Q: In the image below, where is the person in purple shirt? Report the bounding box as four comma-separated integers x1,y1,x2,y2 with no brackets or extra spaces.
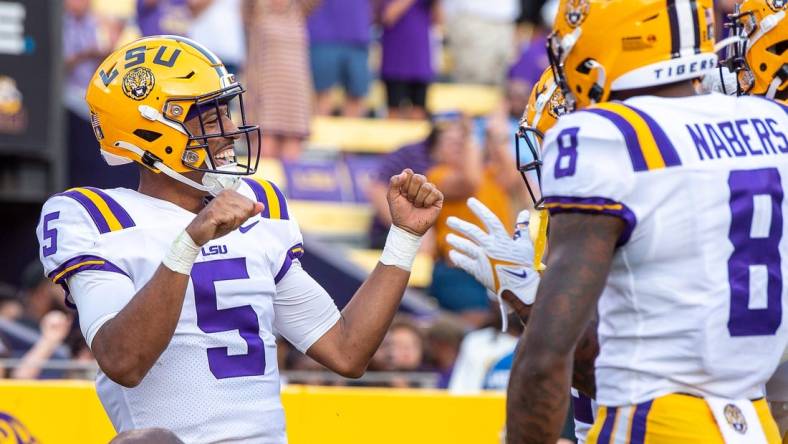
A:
308,0,372,117
136,0,190,37
378,0,437,119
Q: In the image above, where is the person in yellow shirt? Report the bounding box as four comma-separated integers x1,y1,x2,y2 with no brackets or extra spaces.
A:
427,116,517,327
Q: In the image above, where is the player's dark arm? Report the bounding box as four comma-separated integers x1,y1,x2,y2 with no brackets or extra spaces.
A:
307,170,443,378
506,213,622,444
502,288,600,396
91,191,262,387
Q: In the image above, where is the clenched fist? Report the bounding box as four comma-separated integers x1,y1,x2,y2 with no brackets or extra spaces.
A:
388,169,444,236
186,190,263,246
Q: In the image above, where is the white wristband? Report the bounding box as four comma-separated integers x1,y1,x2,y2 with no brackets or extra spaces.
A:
380,225,422,271
162,230,201,275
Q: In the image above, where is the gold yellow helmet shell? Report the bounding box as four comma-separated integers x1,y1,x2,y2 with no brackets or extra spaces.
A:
735,0,787,100
85,35,259,184
549,0,718,110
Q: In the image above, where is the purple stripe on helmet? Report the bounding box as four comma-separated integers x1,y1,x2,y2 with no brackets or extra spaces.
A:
47,254,129,284
544,195,637,247
583,109,648,172
628,399,653,444
597,406,618,444
84,187,136,229
242,178,271,219
58,190,111,233
572,391,595,425
268,180,290,220
622,104,682,167
274,243,306,284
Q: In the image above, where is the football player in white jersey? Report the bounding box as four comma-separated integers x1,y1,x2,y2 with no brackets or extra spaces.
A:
36,36,444,443
504,0,788,443
720,0,788,438
446,67,599,444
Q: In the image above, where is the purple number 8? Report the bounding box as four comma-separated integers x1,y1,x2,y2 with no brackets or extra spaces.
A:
42,212,59,257
727,168,783,336
554,127,580,179
191,258,266,379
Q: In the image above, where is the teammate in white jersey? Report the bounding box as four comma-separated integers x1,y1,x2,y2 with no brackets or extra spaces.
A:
36,36,444,443
505,1,787,443
721,0,788,438
446,68,598,443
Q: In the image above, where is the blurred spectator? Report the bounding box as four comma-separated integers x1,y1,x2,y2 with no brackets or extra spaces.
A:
136,0,191,36
0,283,22,321
244,0,320,160
64,322,94,379
11,311,72,379
366,134,435,249
375,317,426,387
17,261,65,331
426,117,514,327
443,0,520,86
308,0,372,117
424,315,465,388
378,0,437,119
507,1,554,89
187,0,246,75
448,304,521,393
65,0,136,188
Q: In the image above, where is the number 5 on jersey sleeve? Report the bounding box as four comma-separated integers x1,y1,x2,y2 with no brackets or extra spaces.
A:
727,168,783,337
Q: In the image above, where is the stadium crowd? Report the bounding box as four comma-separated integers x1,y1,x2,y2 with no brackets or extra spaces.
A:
0,1,745,442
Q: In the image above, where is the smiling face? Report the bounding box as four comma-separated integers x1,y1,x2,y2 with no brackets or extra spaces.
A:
183,103,240,169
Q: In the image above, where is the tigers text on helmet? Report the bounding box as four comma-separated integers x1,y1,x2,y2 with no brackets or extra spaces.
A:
723,0,787,101
85,35,261,195
548,0,718,111
515,67,568,209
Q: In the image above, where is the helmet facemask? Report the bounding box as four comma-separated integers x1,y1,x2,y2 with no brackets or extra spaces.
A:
515,123,545,209
166,83,261,195
547,31,579,113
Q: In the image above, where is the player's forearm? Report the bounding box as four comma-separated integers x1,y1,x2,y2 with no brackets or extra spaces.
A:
334,263,411,376
92,265,189,387
506,341,572,444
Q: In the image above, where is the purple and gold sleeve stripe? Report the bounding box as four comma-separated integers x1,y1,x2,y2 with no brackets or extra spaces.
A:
57,187,135,234
544,196,637,246
47,255,129,284
584,102,681,172
274,243,305,284
242,178,290,220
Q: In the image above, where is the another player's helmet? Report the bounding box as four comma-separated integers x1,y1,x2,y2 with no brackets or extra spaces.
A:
548,0,717,111
515,68,568,209
86,36,260,194
723,0,787,100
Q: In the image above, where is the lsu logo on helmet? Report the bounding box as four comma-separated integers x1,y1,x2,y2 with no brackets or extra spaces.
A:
122,66,156,101
768,0,786,11
565,0,590,28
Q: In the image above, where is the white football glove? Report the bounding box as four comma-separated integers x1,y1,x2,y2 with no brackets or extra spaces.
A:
446,198,541,331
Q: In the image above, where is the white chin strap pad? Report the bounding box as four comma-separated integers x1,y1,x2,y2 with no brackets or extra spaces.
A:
113,140,236,195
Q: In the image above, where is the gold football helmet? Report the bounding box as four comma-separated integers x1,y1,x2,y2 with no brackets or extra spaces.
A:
725,0,787,101
548,0,717,111
85,36,260,194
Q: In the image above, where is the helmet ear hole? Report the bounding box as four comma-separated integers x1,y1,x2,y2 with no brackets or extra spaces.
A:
760,63,768,72
133,129,162,142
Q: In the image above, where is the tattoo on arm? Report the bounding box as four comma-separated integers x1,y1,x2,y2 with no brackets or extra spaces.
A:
506,213,623,444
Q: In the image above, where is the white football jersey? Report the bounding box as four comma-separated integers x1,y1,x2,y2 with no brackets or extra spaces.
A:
36,178,340,443
542,93,788,407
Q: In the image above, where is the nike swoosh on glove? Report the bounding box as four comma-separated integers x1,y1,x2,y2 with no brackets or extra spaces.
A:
446,198,541,328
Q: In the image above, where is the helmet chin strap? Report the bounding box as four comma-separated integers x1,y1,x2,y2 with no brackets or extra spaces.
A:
113,141,239,196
